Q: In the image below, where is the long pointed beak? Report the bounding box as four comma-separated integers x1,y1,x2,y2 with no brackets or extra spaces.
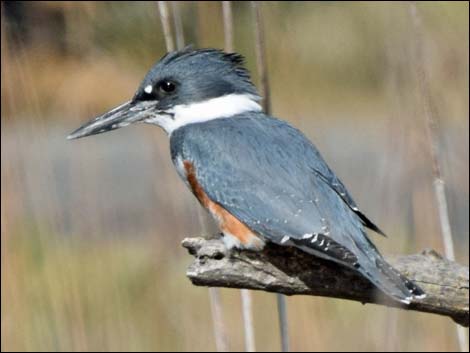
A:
67,100,157,140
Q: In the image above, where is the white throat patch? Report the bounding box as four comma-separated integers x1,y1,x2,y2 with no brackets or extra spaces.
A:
145,93,262,135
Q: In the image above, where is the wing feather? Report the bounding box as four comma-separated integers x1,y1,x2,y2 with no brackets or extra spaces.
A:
172,115,372,252
170,114,421,303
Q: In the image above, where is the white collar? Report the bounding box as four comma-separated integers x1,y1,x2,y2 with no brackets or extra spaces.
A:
145,93,262,135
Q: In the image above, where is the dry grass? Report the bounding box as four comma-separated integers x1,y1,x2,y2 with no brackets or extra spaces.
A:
2,2,468,351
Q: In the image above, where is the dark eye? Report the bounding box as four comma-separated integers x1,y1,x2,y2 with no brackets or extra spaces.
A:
157,80,176,94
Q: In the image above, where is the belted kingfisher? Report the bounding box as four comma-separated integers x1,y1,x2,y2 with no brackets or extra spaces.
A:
68,48,425,304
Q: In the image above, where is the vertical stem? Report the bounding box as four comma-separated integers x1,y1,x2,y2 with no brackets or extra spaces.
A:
157,3,229,351
157,1,175,52
251,1,271,114
251,2,289,352
433,180,455,259
222,1,234,52
171,1,185,50
197,209,229,352
222,2,256,351
208,286,230,352
276,294,289,352
240,289,256,352
408,2,467,351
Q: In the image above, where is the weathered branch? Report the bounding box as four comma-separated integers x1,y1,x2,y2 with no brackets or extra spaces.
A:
182,236,469,327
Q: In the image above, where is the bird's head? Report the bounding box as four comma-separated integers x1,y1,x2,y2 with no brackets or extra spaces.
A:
67,48,261,139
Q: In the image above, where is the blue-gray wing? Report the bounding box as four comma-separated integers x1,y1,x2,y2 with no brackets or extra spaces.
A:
170,114,423,302
171,114,376,256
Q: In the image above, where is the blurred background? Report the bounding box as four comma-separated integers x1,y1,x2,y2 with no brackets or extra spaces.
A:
1,1,468,351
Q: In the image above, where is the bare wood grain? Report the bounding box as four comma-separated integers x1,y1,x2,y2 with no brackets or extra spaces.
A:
182,237,469,327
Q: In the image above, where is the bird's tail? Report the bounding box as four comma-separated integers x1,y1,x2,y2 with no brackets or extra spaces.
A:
361,256,425,304
290,232,425,304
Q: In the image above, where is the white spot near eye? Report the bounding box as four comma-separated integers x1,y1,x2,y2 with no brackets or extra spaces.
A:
144,85,153,94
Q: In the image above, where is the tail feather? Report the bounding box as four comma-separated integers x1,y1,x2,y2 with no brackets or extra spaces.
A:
353,231,425,303
289,234,425,304
362,257,425,304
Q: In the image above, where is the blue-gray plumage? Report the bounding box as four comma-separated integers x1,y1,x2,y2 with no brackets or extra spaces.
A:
170,114,422,302
68,47,425,304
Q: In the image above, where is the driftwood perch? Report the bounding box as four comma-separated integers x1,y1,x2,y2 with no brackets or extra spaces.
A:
182,236,469,327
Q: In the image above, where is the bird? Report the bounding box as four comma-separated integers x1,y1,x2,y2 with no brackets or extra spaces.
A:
68,47,425,304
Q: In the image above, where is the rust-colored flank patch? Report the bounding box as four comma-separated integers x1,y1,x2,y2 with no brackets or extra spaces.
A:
183,160,260,246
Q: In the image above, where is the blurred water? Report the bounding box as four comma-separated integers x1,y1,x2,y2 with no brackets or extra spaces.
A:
3,118,468,257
